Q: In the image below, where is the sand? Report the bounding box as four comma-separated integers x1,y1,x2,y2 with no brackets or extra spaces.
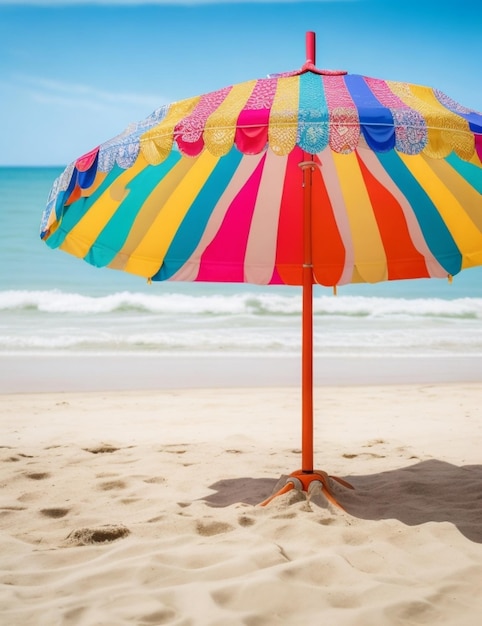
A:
1,357,482,625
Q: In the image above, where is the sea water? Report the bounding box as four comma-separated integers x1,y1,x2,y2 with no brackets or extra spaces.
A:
1,167,482,359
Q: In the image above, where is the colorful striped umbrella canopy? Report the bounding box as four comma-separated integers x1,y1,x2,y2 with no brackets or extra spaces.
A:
40,32,482,507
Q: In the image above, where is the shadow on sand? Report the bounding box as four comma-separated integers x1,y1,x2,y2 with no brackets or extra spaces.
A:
203,459,482,543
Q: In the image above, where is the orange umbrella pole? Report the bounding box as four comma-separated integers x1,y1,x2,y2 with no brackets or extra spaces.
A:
300,157,315,473
301,262,314,472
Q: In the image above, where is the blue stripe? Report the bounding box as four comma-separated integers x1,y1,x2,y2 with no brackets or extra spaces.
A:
77,154,99,189
377,150,462,275
345,74,396,152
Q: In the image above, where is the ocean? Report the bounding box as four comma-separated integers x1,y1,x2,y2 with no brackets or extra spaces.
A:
1,166,482,360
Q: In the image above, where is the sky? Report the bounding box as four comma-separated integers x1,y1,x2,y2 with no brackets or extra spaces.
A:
1,0,481,167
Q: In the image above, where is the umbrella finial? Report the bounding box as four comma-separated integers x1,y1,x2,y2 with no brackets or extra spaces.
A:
306,31,316,65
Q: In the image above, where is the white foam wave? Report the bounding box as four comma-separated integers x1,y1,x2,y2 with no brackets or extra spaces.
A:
1,289,481,320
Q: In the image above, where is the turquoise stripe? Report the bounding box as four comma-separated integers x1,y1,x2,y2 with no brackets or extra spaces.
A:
377,151,462,275
297,72,329,154
45,164,126,250
84,152,182,268
152,148,244,281
446,153,482,194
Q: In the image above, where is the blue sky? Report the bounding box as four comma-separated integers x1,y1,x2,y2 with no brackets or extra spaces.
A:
1,0,480,166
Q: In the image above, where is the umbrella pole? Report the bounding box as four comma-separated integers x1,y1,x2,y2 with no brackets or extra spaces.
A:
300,31,316,472
259,156,355,508
301,159,315,474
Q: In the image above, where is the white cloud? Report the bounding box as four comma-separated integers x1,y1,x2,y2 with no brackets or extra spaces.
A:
12,75,168,113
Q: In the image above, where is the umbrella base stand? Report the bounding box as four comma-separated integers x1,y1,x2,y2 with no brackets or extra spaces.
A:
259,469,354,509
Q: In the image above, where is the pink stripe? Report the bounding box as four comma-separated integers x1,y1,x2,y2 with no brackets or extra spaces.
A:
75,147,99,171
175,86,232,156
322,75,360,153
235,78,277,154
476,134,482,163
170,154,265,282
196,154,267,282
364,77,409,109
269,267,284,284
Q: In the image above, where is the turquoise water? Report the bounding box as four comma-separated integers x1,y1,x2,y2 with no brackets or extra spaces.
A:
1,166,482,357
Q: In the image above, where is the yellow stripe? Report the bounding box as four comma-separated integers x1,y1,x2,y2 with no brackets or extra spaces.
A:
388,81,474,160
399,153,482,268
204,80,257,156
140,96,200,165
424,157,482,232
332,151,387,282
108,156,200,272
60,156,147,259
123,150,219,277
469,150,482,168
268,76,299,156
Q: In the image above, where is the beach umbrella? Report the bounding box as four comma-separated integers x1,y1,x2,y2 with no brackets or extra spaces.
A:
40,32,482,508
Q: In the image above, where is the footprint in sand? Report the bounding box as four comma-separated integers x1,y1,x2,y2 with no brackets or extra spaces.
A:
196,520,234,536
143,476,166,484
238,514,256,527
83,444,120,454
98,479,127,491
161,444,187,454
2,452,34,462
65,524,130,546
0,505,27,518
342,452,386,459
25,472,50,480
40,507,70,519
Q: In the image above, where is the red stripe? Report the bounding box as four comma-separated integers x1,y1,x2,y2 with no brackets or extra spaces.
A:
275,148,304,285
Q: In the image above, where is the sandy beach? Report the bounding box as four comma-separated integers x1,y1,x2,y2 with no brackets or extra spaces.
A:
1,355,482,625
